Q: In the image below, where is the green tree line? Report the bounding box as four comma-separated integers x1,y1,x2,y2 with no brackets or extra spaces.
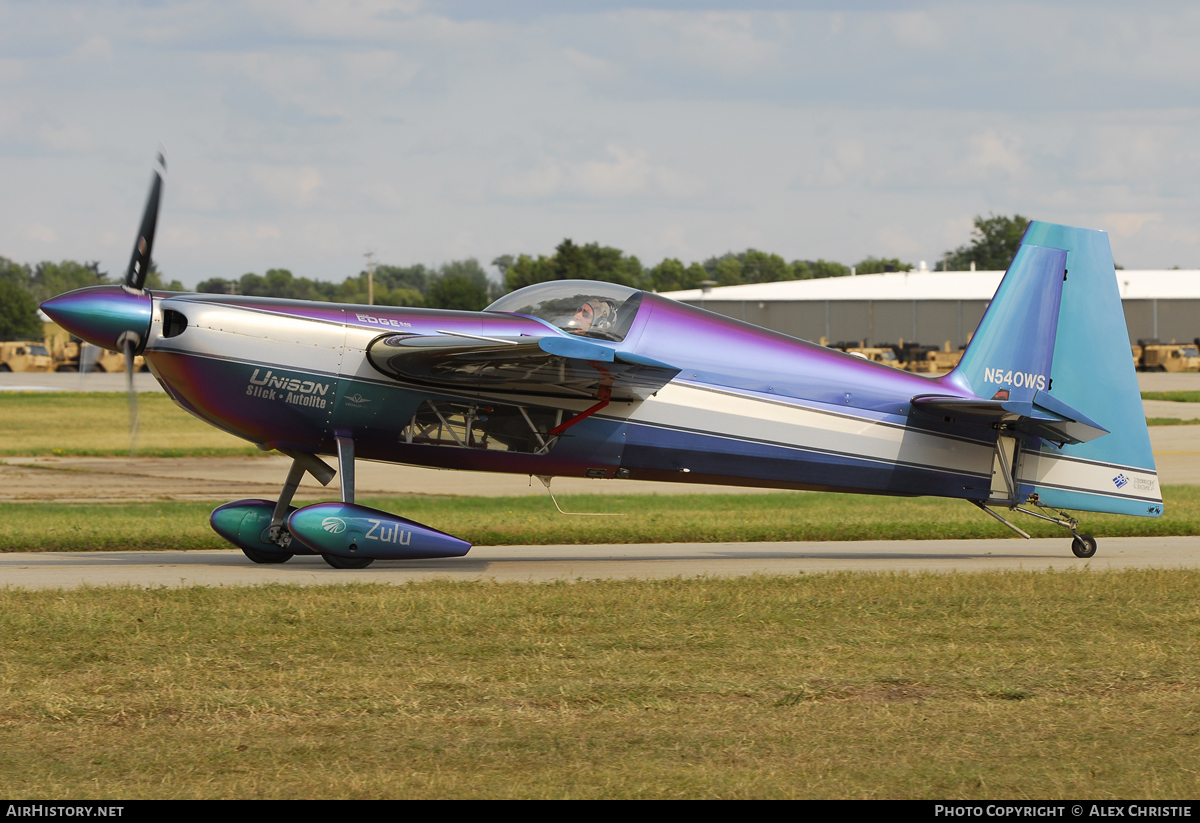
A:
497,239,913,294
195,258,494,312
1,214,1032,341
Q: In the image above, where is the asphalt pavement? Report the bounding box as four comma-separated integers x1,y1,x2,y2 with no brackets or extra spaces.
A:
2,536,1197,588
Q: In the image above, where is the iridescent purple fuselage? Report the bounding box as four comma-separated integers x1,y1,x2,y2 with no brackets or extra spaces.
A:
141,289,996,501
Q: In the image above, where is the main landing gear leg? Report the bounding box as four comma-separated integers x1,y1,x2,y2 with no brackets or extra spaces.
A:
265,458,306,552
336,435,355,505
240,450,337,565
236,458,304,565
323,436,374,570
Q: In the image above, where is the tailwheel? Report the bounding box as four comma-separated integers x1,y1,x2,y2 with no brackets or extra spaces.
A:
322,553,374,569
241,546,294,564
1071,534,1097,559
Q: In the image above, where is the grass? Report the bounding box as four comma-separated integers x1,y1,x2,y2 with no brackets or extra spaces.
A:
0,392,259,456
0,570,1197,798
2,486,1198,552
1143,391,1200,403
1147,417,1200,426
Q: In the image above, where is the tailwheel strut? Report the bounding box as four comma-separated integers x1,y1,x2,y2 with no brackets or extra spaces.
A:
1014,495,1096,558
972,496,1096,558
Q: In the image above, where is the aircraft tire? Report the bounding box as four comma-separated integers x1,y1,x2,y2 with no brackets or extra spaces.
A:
241,546,294,564
1071,535,1097,558
322,554,375,569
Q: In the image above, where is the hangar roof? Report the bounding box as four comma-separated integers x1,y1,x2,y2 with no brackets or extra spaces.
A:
661,270,1200,302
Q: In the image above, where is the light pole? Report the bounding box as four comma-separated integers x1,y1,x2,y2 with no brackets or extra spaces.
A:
364,251,376,305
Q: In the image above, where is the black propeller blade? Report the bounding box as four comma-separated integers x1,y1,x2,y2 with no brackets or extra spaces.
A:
120,150,165,453
124,151,166,292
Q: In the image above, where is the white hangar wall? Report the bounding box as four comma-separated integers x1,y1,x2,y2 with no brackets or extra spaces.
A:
662,271,1200,349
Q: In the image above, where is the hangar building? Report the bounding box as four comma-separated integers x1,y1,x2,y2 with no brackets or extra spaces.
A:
661,269,1200,349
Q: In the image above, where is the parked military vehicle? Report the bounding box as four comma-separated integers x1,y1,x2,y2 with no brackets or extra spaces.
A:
1135,339,1200,372
907,341,966,374
834,341,905,369
0,341,53,372
44,322,145,372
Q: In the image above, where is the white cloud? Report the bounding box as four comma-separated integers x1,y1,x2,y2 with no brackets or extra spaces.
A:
942,217,977,247
0,59,25,81
26,224,57,243
493,144,702,202
6,2,1200,284
248,165,323,205
955,130,1026,180
562,47,616,79
39,123,95,152
614,10,783,79
876,226,921,256
247,0,423,39
657,225,691,259
74,36,113,61
1105,212,1161,238
358,182,406,211
161,226,201,250
889,12,943,51
802,137,869,189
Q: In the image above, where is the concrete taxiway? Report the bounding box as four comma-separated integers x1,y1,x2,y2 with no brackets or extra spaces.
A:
1,537,1197,589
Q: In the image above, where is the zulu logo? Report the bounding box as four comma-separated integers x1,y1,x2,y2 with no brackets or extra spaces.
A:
1113,473,1129,489
356,313,411,329
983,367,1047,391
366,518,412,545
322,517,347,534
247,369,330,409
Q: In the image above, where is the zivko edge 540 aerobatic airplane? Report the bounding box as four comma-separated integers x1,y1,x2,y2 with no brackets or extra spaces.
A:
42,157,1162,568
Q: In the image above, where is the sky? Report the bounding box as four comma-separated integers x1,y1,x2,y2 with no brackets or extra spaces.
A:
3,1,1200,289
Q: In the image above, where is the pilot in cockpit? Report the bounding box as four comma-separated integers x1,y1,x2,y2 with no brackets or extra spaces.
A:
568,298,616,335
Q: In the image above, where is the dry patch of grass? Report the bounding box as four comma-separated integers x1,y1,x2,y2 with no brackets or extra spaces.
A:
0,393,257,456
0,570,1197,798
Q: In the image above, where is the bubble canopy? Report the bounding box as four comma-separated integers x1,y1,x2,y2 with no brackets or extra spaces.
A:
485,280,644,342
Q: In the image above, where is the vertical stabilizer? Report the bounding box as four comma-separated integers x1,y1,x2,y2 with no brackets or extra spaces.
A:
947,221,1161,517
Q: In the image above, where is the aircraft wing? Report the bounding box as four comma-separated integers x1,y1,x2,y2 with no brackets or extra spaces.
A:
911,391,1110,445
366,332,680,401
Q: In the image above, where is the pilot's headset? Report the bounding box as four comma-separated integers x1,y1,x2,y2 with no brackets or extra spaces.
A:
588,299,616,331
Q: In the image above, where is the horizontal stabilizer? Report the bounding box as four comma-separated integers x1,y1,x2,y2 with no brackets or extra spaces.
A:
912,391,1110,445
367,333,680,401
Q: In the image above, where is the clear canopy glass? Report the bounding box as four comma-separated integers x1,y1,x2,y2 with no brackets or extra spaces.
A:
485,280,644,342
